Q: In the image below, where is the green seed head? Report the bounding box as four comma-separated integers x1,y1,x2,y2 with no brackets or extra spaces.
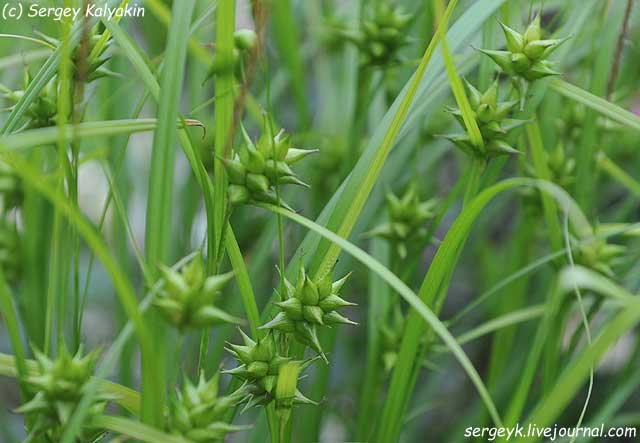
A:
225,330,315,407
444,79,525,160
169,372,249,442
223,116,315,209
153,254,241,331
573,227,626,278
3,71,60,128
479,16,568,85
369,184,437,258
347,4,412,67
260,264,355,359
16,344,111,442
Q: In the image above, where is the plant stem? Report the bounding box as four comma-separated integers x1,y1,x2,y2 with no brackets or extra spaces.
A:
201,0,236,380
463,157,486,206
211,0,236,269
142,0,196,426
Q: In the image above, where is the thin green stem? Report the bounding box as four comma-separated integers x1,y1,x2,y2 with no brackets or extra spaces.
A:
464,157,486,205
142,0,196,425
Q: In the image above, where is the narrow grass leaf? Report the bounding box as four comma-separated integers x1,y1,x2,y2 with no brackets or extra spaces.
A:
142,0,196,426
550,79,640,132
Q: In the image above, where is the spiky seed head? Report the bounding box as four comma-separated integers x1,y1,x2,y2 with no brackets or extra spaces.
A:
225,116,314,209
261,266,354,358
370,185,438,258
154,254,239,331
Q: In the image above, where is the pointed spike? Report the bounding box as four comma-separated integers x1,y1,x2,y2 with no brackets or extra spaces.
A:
302,305,325,325
482,79,499,109
331,272,351,294
362,223,396,240
487,139,522,157
203,271,234,297
475,48,515,75
498,20,524,53
524,38,566,60
275,297,303,321
323,311,358,326
297,322,326,362
238,328,256,347
285,148,318,165
462,78,482,109
523,61,562,81
222,365,250,378
192,305,244,327
259,312,295,332
278,174,310,188
524,15,542,43
293,389,317,405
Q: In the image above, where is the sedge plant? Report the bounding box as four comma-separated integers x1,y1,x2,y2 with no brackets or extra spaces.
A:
0,1,639,442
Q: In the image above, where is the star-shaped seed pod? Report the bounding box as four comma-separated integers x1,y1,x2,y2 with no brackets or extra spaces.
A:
259,264,355,361
168,372,250,443
342,3,412,67
368,183,437,259
205,29,258,82
1,70,58,129
478,15,568,100
479,16,567,81
573,227,626,278
0,215,21,284
16,344,111,442
443,79,526,159
153,254,242,331
224,330,315,408
222,115,316,208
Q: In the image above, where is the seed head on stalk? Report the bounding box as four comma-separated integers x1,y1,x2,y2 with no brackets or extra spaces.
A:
168,372,250,442
222,114,316,209
573,226,626,278
259,264,356,361
368,183,438,259
224,330,316,408
443,79,527,160
1,71,59,129
16,344,112,442
477,16,569,104
341,3,413,68
153,253,242,331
